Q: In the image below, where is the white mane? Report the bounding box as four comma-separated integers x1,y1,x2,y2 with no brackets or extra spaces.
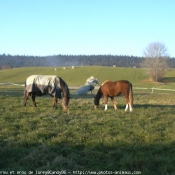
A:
85,76,100,86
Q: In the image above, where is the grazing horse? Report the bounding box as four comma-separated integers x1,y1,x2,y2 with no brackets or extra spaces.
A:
94,80,133,112
24,75,70,110
75,76,100,95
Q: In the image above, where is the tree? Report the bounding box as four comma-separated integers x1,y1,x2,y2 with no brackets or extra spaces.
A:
141,42,169,82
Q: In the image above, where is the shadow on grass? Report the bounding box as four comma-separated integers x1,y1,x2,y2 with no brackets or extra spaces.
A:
134,104,175,109
0,140,175,175
162,77,175,83
0,89,95,99
71,94,95,99
0,89,24,97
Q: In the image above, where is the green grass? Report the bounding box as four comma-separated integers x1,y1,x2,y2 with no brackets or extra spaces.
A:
0,89,175,174
0,66,148,86
0,67,175,174
1,66,175,89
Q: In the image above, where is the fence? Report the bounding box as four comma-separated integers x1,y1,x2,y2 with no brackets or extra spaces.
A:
0,82,25,87
0,82,175,94
134,87,175,93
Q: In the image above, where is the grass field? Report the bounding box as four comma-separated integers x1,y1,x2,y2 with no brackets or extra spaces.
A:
0,66,148,86
1,66,175,88
0,67,175,175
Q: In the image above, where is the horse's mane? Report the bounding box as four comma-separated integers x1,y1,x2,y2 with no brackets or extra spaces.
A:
94,86,103,105
85,76,99,86
86,76,95,83
97,86,103,96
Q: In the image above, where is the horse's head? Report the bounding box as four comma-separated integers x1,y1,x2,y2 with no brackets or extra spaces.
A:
94,95,99,109
62,96,70,110
94,79,100,85
86,79,100,87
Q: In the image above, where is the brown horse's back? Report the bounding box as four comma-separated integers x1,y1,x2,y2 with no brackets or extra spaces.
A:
101,80,131,97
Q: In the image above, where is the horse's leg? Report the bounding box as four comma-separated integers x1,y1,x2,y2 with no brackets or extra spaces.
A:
90,85,95,94
129,103,133,112
124,93,133,112
24,90,29,106
124,93,130,112
129,92,133,112
111,97,117,110
104,96,108,110
129,83,133,112
53,96,58,109
31,94,37,107
125,103,129,111
91,89,95,94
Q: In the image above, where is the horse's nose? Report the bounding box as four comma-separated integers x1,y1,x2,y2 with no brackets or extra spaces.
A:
94,105,98,109
63,107,68,110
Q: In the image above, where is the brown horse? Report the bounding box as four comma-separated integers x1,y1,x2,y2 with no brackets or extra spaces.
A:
94,80,133,111
24,75,70,110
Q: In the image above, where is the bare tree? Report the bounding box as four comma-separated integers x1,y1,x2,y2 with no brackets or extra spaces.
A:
141,42,169,82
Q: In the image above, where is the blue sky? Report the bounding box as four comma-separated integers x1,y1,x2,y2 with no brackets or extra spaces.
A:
0,0,175,57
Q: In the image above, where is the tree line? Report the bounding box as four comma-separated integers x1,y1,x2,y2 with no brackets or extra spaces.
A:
0,53,175,69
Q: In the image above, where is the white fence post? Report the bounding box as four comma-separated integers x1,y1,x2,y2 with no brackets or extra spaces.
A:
151,87,154,94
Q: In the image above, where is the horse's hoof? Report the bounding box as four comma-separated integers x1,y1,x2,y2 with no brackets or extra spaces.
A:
53,105,57,109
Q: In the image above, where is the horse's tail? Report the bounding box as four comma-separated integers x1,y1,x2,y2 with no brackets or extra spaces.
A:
23,82,27,106
23,82,26,95
129,82,133,108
